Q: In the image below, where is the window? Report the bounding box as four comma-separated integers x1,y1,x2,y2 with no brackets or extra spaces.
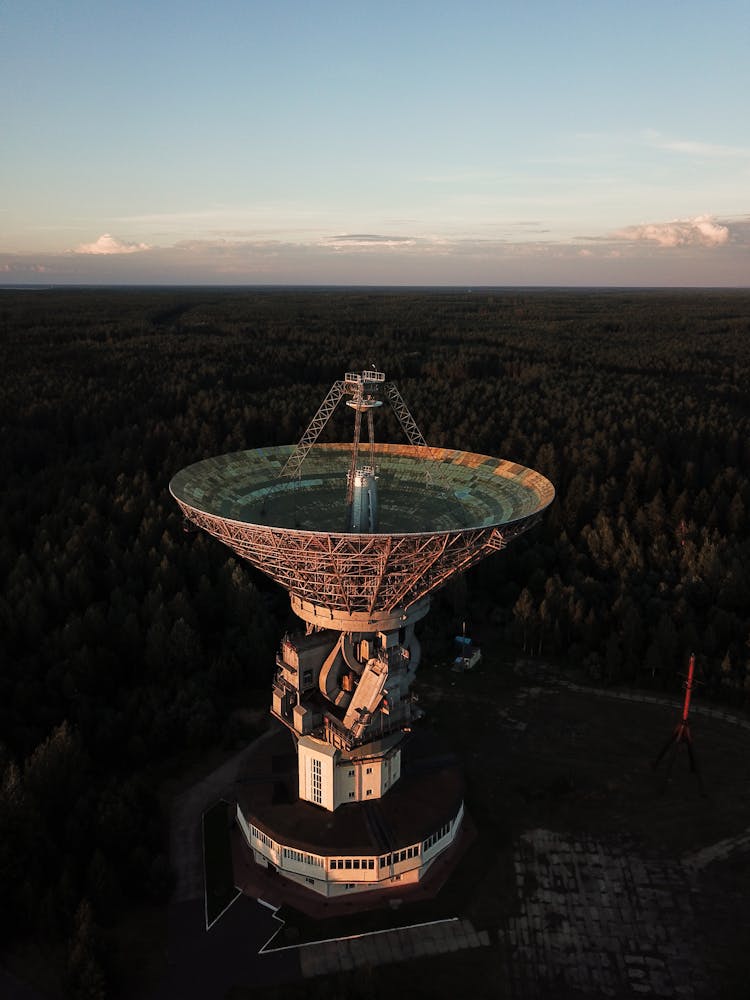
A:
366,789,372,796
348,791,355,798
283,848,323,867
345,860,352,870
353,859,360,869
311,758,322,805
366,767,372,774
423,823,451,851
367,859,374,870
306,877,315,885
348,769,355,777
251,826,275,851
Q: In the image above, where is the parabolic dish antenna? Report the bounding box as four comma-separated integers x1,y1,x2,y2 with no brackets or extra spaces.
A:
170,441,554,627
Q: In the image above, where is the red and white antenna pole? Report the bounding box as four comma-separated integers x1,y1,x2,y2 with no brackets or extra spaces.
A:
652,652,705,794
681,652,696,725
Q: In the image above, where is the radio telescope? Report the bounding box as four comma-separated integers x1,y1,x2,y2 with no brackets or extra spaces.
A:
170,370,553,901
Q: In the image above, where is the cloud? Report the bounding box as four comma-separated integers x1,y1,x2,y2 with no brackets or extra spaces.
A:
325,234,417,250
648,134,750,159
3,214,748,287
612,215,730,248
74,233,151,255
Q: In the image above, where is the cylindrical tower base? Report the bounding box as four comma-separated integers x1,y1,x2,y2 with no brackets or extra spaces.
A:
290,593,431,633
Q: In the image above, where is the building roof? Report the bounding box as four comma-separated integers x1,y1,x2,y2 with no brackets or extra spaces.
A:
235,725,464,856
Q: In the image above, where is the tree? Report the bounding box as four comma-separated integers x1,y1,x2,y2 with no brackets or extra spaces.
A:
64,900,109,1000
513,588,536,655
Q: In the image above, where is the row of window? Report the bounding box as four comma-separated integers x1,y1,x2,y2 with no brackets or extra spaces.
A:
283,847,323,867
380,845,419,867
423,821,452,852
250,821,453,873
327,845,422,873
347,766,374,776
250,825,277,851
340,876,402,891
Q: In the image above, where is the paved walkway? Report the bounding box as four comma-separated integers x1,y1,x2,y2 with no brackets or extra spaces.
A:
500,828,709,998
682,826,750,872
170,729,274,902
277,918,491,977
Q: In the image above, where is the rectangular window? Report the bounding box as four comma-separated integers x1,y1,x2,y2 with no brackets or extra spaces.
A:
366,767,372,774
311,757,323,805
366,789,372,796
368,859,374,870
345,860,352,870
353,859,360,869
306,877,314,885
348,769,355,776
379,856,386,868
349,791,355,798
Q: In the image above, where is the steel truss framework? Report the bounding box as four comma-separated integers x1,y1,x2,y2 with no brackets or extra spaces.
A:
278,373,440,484
174,498,537,616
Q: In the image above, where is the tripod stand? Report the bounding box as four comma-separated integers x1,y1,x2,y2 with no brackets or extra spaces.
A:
652,653,705,793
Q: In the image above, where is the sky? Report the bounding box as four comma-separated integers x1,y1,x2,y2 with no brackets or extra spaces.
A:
1,0,748,286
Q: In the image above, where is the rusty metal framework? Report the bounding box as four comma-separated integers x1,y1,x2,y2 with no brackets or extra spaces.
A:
278,371,429,485
174,497,537,616
385,382,428,448
278,380,346,480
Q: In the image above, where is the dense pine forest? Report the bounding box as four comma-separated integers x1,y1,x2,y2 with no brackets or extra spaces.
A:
1,287,749,994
